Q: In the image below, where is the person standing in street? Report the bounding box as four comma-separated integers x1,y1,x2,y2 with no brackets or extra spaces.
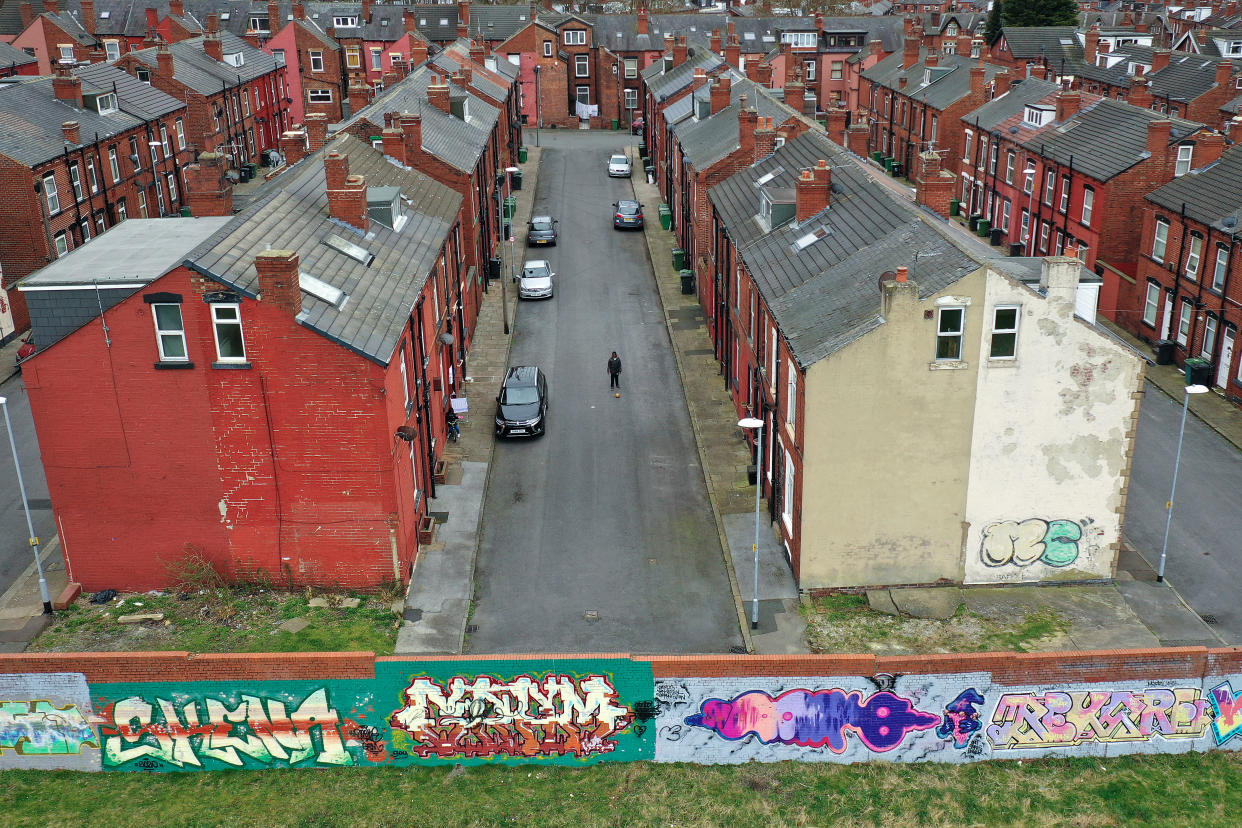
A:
607,351,622,390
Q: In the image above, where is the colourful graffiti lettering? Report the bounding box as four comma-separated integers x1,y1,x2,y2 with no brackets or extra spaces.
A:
97,688,353,768
389,674,632,759
981,519,1084,568
1209,681,1242,745
682,689,939,753
986,688,1211,750
0,700,97,756
936,688,985,749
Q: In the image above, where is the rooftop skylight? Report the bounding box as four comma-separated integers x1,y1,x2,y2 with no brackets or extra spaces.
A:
755,166,785,187
792,225,830,252
323,234,374,266
299,272,347,309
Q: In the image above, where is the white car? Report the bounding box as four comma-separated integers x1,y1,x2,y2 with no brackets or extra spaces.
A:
608,153,632,178
519,260,554,299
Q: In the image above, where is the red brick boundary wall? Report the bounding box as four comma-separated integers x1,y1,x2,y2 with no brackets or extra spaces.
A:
3,647,1240,772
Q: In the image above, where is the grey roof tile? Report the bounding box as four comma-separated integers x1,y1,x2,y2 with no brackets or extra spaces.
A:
1146,144,1242,230
129,31,281,95
862,48,1005,110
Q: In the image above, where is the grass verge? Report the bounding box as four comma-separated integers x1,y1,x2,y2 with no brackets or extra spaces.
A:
3,751,1240,827
27,587,401,654
802,593,1071,654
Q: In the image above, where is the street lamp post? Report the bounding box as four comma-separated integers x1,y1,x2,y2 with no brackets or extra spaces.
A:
738,416,764,630
1022,162,1036,255
504,166,520,287
533,65,541,147
0,396,52,615
496,171,510,335
1157,383,1209,582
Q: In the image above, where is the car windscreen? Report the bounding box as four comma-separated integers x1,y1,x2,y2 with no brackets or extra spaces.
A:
522,264,549,279
530,218,553,231
500,385,540,405
610,155,628,164
618,203,639,215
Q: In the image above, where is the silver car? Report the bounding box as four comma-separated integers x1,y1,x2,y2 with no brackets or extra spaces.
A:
608,153,632,178
519,259,554,299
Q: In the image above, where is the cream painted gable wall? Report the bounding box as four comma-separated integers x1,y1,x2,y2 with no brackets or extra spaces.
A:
962,259,1144,585
798,268,987,589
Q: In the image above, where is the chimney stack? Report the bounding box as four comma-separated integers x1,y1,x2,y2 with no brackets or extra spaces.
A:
183,151,233,216
825,106,848,145
1146,118,1172,156
157,41,173,77
1217,59,1235,88
279,130,307,165
902,33,920,69
1193,130,1226,168
403,8,416,33
204,31,223,62
410,37,428,66
400,112,422,163
43,0,56,13
925,52,939,68
637,6,648,36
1055,90,1081,121
61,121,80,143
895,266,908,282
753,116,777,161
428,79,451,113
1038,254,1082,317
673,36,688,67
255,250,302,316
169,0,183,16
993,70,1012,97
1085,25,1099,63
1129,74,1152,109
51,64,82,107
304,112,329,151
206,13,218,35
725,34,741,70
710,28,722,55
795,159,832,222
324,151,369,232
1151,48,1170,73
20,2,33,29
970,62,985,96
469,40,484,64
80,0,95,34
738,105,758,160
755,60,772,86
784,76,805,115
710,76,731,115
267,0,281,33
294,1,305,20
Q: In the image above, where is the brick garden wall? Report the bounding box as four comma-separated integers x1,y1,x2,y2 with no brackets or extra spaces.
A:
4,646,1242,772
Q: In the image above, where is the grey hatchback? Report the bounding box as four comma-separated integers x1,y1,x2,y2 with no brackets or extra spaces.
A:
613,200,643,229
494,366,548,438
527,215,557,246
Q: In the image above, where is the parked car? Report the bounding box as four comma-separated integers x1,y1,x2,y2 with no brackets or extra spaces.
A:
519,260,554,300
495,365,548,438
527,215,557,246
631,117,644,136
608,153,632,178
613,200,644,229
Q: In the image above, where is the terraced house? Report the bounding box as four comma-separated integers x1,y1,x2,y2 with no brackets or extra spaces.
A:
705,129,1144,590
0,60,191,333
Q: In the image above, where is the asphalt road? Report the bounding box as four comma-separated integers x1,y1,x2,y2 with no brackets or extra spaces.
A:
468,131,743,654
0,371,55,599
1123,382,1242,643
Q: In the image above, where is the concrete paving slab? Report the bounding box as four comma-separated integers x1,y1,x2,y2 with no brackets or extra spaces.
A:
723,513,797,602
867,589,900,616
750,597,809,654
278,617,309,634
1116,580,1223,647
891,587,963,619
964,585,1162,650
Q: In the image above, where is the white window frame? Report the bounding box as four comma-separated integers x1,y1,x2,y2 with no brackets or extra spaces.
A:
152,303,188,362
963,129,972,162
1081,186,1094,226
137,189,147,218
785,365,797,426
1005,151,1015,184
53,231,68,256
1213,245,1229,292
1177,298,1191,345
166,172,178,203
345,47,360,69
1186,234,1203,280
803,59,816,81
1153,219,1169,262
69,164,83,201
1059,176,1070,213
116,198,127,221
174,118,186,150
575,53,589,77
936,306,965,361
989,305,1020,359
543,40,553,57
210,303,247,362
160,124,171,156
781,454,794,533
576,85,590,105
308,88,333,103
624,88,637,110
563,29,586,46
1043,170,1055,205
1175,144,1193,176
1203,314,1218,359
105,40,120,61
309,50,324,73
108,147,120,182
624,57,637,78
371,48,382,71
1143,281,1160,326
86,159,98,193
43,174,60,214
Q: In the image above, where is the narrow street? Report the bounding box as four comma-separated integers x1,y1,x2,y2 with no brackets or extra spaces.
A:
1124,382,1242,644
467,131,743,654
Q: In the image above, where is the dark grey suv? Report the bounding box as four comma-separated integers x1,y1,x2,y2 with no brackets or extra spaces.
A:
494,366,548,438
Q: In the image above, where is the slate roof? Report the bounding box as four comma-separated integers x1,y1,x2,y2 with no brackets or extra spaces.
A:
999,26,1085,66
342,64,498,173
961,76,1061,132
128,31,282,95
0,38,37,69
432,46,506,102
709,130,982,367
675,79,792,171
862,48,1005,110
406,3,462,42
19,215,233,288
74,60,185,120
1146,144,1242,232
186,133,462,365
468,4,534,42
0,71,183,166
642,47,725,102
293,17,339,51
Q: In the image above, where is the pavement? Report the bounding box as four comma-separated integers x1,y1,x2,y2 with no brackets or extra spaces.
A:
0,139,1236,656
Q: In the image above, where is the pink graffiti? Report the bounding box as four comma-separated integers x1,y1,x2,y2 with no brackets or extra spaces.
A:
987,689,1211,749
684,689,939,753
1209,681,1242,745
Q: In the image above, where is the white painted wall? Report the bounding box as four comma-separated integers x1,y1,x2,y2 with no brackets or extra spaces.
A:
962,260,1144,585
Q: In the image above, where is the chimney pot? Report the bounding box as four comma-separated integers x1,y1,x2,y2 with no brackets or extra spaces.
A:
895,266,908,282
61,120,80,143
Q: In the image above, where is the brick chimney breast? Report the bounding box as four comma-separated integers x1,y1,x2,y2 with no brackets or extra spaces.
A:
795,159,832,222
183,151,233,216
1217,59,1234,87
710,76,731,114
324,150,348,191
1055,90,1081,121
20,2,33,29
1085,25,1099,64
304,112,329,151
169,0,183,16
637,7,648,36
157,41,173,77
51,65,82,107
1146,119,1172,156
428,80,451,114
61,121,80,143
279,130,307,165
43,0,56,13
255,250,302,316
80,0,95,35
204,32,223,62
399,112,422,161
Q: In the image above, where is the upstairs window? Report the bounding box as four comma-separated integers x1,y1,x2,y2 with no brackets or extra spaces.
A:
1152,219,1169,262
936,307,965,361
1213,245,1229,291
153,303,188,361
43,174,60,214
333,16,358,28
211,304,247,362
989,306,1019,359
248,15,270,32
563,29,586,46
1081,186,1094,226
310,50,324,73
1185,233,1203,280
1175,144,1193,177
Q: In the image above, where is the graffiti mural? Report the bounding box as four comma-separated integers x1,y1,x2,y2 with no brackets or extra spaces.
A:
980,518,1099,568
986,688,1212,750
389,674,634,759
0,673,101,771
96,688,356,770
1209,681,1242,745
683,689,939,753
936,688,986,749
